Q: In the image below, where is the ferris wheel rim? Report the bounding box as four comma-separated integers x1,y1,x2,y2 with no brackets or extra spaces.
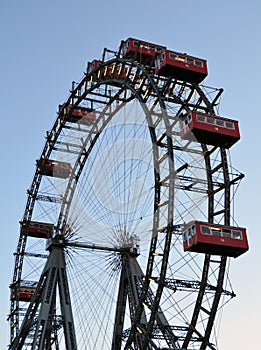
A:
9,53,236,350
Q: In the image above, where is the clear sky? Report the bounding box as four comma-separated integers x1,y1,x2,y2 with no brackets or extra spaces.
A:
0,1,260,349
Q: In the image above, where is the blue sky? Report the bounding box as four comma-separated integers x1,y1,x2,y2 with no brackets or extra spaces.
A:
1,1,260,349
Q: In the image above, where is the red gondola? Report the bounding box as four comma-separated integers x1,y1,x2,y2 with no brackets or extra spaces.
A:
37,159,72,179
120,38,166,65
182,221,248,258
155,50,208,83
180,111,240,148
66,106,96,125
87,59,128,85
21,221,54,239
87,59,101,74
10,281,37,302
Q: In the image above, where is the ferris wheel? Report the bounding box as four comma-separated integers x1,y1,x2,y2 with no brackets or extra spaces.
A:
9,38,248,350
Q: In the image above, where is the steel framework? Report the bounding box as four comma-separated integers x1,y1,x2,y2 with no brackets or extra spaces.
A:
9,42,244,350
